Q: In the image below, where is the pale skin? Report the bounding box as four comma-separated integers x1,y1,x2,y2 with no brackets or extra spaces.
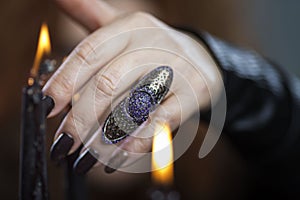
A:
44,0,223,171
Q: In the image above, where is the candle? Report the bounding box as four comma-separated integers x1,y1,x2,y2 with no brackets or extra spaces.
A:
148,123,180,200
19,23,52,200
20,80,48,200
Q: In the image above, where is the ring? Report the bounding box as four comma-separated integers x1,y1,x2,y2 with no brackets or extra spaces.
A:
102,66,173,144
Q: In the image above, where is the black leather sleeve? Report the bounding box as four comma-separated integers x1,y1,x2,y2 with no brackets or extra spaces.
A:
199,32,300,163
177,29,300,163
177,27,300,199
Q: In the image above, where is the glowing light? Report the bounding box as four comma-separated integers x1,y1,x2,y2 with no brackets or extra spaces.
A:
151,123,174,186
27,77,34,86
31,23,51,77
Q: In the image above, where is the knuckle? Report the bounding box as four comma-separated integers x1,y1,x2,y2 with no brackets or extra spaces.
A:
130,11,156,23
95,69,120,97
74,40,96,66
69,111,87,134
46,71,73,100
131,138,152,153
132,11,153,19
131,11,167,31
57,72,74,92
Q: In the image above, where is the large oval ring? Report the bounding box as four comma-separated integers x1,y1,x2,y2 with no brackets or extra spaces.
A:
102,66,173,144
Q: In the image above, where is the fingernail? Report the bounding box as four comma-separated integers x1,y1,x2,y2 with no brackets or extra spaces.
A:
42,95,55,116
50,133,74,161
104,151,128,174
73,148,99,175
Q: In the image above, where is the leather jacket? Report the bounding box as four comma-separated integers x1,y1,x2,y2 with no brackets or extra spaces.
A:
182,28,300,199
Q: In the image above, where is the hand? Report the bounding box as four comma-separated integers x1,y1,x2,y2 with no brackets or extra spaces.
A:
45,0,223,174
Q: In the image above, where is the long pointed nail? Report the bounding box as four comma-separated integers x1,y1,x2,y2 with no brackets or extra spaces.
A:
42,95,54,116
50,133,74,162
73,148,99,175
104,151,128,174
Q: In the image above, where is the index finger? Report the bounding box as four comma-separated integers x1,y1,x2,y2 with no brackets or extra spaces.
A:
43,21,130,117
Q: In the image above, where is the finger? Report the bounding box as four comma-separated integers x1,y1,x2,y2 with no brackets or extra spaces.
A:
54,0,121,31
43,23,130,117
73,86,200,174
49,46,208,163
49,55,155,162
104,95,188,173
71,57,207,174
102,64,208,173
43,12,159,118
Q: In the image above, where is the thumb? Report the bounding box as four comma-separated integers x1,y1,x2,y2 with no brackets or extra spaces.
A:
54,0,121,31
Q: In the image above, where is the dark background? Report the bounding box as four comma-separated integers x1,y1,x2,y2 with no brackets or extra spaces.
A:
0,0,299,199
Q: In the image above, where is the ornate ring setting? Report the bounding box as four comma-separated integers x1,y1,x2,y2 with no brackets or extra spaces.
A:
102,66,173,144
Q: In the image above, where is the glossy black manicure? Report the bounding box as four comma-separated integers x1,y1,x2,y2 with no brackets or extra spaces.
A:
73,148,99,175
50,133,74,162
104,151,128,174
42,95,55,116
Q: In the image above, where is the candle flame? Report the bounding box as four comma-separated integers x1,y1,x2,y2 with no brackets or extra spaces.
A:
27,77,34,86
30,23,51,77
151,123,174,186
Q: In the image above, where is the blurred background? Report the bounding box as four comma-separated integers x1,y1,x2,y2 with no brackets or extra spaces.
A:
0,0,299,199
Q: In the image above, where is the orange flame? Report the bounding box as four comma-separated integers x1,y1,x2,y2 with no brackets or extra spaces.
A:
30,23,51,78
151,123,174,186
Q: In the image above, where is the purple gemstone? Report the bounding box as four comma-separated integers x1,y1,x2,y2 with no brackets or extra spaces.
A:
102,66,173,144
128,92,153,123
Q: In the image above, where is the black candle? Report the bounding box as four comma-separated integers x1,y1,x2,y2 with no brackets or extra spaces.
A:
19,23,52,200
20,80,48,200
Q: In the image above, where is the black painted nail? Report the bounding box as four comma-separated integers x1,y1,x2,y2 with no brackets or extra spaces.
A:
104,151,128,174
50,133,74,162
73,148,99,175
42,95,55,116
